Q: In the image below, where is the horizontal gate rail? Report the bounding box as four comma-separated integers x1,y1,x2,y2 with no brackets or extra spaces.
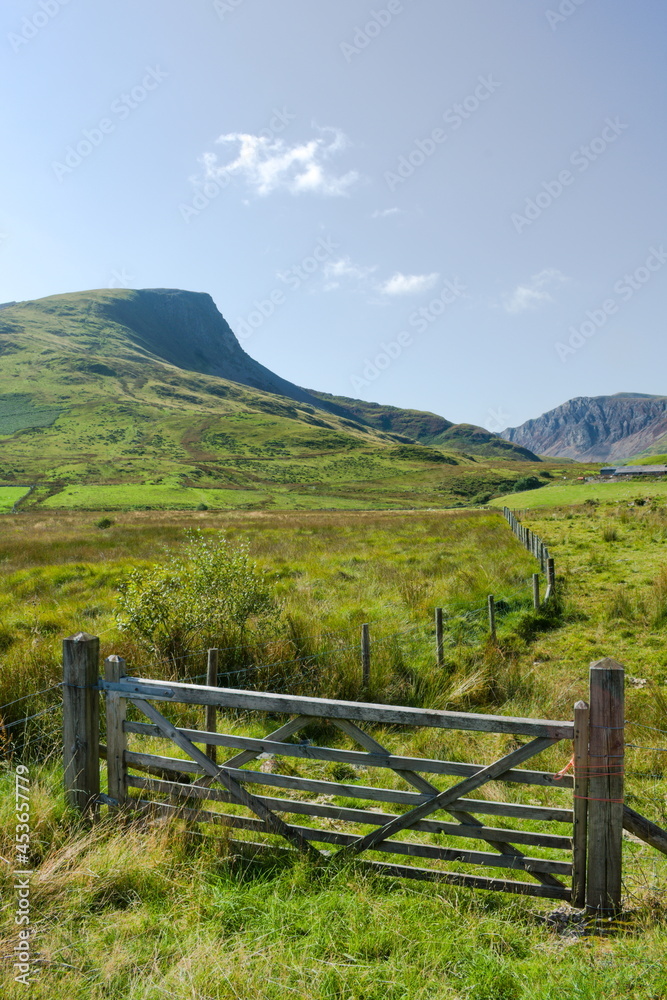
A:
131,797,572,875
127,776,573,849
122,749,573,818
100,676,574,739
65,635,639,906
123,720,574,788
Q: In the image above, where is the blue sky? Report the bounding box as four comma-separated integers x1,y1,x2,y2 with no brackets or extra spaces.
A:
2,0,666,429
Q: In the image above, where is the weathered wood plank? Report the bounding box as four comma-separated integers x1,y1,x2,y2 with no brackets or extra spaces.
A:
129,797,570,875
586,659,624,915
101,677,574,738
623,805,667,857
572,700,589,907
123,721,573,788
104,656,127,808
123,750,573,820
129,697,322,860
126,775,572,848
63,632,100,816
335,737,558,858
351,860,571,900
328,719,566,889
205,648,218,764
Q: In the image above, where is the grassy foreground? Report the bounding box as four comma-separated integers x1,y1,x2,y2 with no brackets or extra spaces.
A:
1,507,666,997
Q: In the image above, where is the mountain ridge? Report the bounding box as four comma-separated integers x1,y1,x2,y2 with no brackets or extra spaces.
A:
502,393,667,461
0,288,540,509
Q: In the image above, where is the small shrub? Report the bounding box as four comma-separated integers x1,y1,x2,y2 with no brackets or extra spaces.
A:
512,476,542,493
95,517,114,529
115,530,280,663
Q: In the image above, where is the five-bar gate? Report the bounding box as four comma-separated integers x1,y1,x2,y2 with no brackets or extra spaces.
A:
62,633,657,914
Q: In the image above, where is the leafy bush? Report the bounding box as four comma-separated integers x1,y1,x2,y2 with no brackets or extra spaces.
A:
512,476,543,493
115,530,279,663
95,517,114,529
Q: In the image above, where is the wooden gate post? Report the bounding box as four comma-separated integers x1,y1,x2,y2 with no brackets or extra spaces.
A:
572,699,590,907
63,632,100,815
205,648,219,763
435,608,444,668
361,624,371,689
105,655,127,809
586,658,625,915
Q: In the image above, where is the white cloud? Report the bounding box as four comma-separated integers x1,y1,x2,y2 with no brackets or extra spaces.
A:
372,207,402,218
377,271,439,296
200,126,359,198
321,256,377,291
502,268,569,314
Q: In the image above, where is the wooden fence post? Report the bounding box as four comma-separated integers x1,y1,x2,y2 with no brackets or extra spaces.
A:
63,632,100,816
205,648,219,763
105,655,127,809
586,658,625,915
532,574,540,610
435,608,444,668
547,558,556,590
572,699,590,907
361,624,370,688
487,596,496,642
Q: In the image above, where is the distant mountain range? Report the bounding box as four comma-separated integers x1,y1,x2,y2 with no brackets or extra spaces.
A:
502,393,667,461
0,289,536,503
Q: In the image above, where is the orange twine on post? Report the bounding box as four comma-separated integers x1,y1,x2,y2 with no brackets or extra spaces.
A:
554,754,574,780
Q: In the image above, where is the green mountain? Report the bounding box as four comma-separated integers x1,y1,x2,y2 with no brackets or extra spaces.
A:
0,289,540,510
309,394,538,461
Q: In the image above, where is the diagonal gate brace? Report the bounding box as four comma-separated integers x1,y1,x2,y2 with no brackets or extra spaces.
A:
331,719,565,889
130,698,322,860
334,736,558,860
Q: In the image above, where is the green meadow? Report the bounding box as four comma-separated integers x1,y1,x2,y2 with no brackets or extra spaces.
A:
0,486,31,510
491,478,667,509
0,505,666,997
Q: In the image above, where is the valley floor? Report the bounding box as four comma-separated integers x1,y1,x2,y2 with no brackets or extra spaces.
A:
0,504,666,997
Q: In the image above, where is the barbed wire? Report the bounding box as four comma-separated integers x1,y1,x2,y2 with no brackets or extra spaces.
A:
0,682,63,714
626,721,667,737
1,705,60,731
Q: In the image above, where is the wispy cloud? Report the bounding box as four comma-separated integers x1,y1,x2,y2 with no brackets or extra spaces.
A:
322,256,377,291
377,271,439,296
502,268,569,314
200,126,359,197
372,207,402,218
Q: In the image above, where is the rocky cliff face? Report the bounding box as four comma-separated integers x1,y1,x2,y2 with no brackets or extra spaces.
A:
107,288,324,407
501,394,667,461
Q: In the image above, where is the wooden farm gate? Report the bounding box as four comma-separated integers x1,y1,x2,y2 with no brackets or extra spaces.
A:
62,633,667,914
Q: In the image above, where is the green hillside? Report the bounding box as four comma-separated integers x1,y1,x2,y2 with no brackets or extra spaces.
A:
310,392,538,460
0,290,544,511
627,453,667,466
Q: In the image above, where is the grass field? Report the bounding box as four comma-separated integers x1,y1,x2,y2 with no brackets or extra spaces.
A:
491,478,667,509
1,506,666,997
0,486,31,510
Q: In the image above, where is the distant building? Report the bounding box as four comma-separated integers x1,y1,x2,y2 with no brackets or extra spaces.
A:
599,465,667,477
